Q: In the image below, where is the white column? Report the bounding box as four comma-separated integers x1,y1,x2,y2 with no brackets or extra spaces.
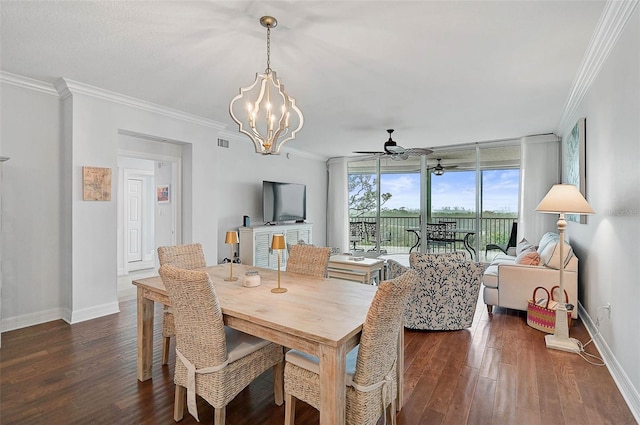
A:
326,157,349,252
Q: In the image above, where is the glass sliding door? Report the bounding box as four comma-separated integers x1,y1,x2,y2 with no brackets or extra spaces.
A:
379,156,422,254
479,144,520,261
347,158,379,254
348,156,422,254
347,141,520,260
426,148,478,257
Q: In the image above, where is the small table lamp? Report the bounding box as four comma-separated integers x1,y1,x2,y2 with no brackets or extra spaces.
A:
271,234,287,293
536,184,594,352
224,231,239,281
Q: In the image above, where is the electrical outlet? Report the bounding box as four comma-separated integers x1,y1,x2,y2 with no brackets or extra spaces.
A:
596,303,611,327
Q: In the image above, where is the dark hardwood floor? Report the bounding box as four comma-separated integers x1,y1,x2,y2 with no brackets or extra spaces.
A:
1,297,635,425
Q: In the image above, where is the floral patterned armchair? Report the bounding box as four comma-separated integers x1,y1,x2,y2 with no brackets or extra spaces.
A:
388,252,487,330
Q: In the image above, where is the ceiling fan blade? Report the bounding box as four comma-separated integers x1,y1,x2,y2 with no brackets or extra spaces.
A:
406,147,434,156
353,150,385,155
427,163,458,169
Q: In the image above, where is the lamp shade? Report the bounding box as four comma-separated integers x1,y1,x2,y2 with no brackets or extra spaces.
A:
536,184,595,215
225,231,239,244
271,234,286,250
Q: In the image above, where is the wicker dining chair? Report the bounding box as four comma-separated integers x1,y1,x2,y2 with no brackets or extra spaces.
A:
157,243,207,365
159,264,284,424
286,244,331,278
283,269,417,425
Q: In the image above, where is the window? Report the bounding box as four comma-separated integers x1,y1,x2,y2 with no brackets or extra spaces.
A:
348,142,520,260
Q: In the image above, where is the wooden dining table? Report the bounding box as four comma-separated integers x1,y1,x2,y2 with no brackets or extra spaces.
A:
132,263,402,425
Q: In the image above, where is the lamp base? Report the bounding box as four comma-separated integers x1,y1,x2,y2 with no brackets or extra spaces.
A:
545,335,580,353
225,277,239,282
271,287,287,293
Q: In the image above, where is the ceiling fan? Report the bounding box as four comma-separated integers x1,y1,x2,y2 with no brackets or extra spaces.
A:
353,129,433,161
427,158,457,175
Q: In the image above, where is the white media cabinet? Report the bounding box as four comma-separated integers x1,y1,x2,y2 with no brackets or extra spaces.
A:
239,223,313,270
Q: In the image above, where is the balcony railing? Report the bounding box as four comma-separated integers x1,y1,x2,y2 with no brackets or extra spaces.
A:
350,215,517,261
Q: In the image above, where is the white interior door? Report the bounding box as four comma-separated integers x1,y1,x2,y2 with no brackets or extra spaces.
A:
127,179,143,263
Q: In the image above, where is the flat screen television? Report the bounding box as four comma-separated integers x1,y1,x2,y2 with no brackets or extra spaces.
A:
263,181,307,224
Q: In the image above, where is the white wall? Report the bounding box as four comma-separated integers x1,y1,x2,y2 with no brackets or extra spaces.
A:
0,75,327,331
0,81,66,330
557,6,640,416
214,147,328,263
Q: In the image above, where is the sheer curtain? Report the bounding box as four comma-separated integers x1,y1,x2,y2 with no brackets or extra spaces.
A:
519,134,561,242
326,157,349,252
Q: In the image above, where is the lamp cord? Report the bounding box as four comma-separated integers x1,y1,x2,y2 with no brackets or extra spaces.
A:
572,305,611,366
574,334,605,366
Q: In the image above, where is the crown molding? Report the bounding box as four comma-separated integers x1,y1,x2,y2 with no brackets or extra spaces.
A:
1,71,321,157
0,71,58,96
54,78,226,131
556,0,639,136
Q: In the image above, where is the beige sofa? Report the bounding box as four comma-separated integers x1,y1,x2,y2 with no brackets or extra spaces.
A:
482,232,578,319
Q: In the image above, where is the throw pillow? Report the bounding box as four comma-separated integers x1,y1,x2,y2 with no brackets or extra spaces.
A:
516,238,536,256
539,239,574,270
515,250,540,265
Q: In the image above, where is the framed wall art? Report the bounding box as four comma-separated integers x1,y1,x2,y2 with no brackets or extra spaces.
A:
82,166,112,201
563,117,587,223
157,185,170,203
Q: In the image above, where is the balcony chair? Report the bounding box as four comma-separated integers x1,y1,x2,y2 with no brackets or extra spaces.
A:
425,223,449,253
283,269,417,425
485,222,517,256
349,221,365,251
157,243,207,365
286,244,332,278
363,221,392,253
159,264,284,424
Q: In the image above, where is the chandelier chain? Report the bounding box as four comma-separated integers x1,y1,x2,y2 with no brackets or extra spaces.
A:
266,27,271,74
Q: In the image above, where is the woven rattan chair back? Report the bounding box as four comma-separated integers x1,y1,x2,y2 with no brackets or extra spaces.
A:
159,265,227,368
286,244,331,278
352,269,416,387
157,243,207,364
157,243,207,270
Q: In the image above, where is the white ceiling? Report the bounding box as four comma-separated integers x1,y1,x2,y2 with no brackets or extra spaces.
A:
0,1,606,159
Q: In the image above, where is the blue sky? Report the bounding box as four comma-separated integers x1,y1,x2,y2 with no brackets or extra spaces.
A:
380,169,520,212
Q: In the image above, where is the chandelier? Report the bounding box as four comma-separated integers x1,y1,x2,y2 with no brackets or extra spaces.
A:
229,16,304,155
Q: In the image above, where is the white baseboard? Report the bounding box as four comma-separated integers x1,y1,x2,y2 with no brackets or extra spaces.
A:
578,302,640,423
1,307,67,332
69,301,120,324
1,301,121,332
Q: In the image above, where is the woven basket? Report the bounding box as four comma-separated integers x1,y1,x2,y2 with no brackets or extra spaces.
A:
527,286,572,334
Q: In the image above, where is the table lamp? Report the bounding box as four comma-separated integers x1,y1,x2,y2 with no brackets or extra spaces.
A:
224,231,239,281
536,184,594,352
271,234,287,293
